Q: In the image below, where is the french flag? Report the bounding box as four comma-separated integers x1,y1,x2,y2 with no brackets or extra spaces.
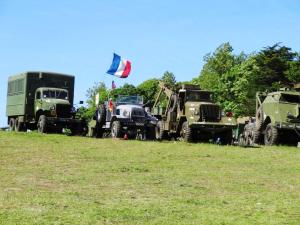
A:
106,53,131,78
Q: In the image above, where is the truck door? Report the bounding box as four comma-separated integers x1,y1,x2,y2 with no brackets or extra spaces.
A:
34,90,42,116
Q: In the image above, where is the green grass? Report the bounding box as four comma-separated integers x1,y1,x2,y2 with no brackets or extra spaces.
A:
0,131,300,225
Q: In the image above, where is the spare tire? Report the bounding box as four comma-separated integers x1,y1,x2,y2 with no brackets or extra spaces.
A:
96,104,106,126
169,94,178,112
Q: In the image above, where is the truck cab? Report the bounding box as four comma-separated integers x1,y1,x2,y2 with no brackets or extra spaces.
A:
35,87,72,119
152,82,236,143
88,95,157,139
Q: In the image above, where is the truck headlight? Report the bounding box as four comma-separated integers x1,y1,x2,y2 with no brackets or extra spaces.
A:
123,110,129,117
50,105,56,110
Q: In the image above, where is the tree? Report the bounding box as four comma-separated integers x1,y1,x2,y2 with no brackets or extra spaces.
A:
136,79,159,106
195,43,248,116
85,82,109,119
254,43,299,89
110,83,137,99
161,71,176,90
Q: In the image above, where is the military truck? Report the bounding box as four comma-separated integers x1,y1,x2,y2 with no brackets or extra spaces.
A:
87,95,157,139
236,88,300,146
6,71,85,134
152,81,237,143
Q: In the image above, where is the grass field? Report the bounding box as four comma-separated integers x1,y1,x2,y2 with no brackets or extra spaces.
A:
0,131,300,225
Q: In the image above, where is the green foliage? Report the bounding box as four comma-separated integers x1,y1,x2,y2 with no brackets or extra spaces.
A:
136,79,159,106
85,82,109,119
254,43,299,89
110,83,138,100
161,71,176,90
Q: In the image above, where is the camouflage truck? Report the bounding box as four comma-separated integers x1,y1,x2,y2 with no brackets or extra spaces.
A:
6,71,85,134
87,95,157,139
236,88,300,146
152,81,237,143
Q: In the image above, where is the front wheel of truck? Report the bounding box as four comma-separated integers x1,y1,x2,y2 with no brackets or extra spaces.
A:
37,115,47,134
181,121,193,142
111,120,122,138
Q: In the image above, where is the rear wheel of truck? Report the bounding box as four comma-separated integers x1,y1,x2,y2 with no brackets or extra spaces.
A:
181,121,193,142
37,115,47,134
14,118,24,132
264,124,278,146
9,118,16,131
111,120,122,138
155,121,166,140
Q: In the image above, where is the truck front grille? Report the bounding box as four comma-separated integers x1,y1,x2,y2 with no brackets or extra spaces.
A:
131,116,145,123
56,104,71,118
200,104,221,122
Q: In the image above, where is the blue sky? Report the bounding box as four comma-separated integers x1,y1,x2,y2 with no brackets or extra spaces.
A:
1,0,300,126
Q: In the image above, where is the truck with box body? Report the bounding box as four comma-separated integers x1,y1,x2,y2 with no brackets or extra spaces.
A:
6,71,85,134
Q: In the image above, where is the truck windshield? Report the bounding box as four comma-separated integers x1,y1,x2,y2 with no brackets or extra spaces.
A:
280,94,300,104
43,90,68,100
187,91,213,102
116,96,143,105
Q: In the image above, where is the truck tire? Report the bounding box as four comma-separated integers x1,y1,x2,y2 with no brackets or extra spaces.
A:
14,118,24,132
256,107,263,131
181,121,193,142
97,104,106,126
37,115,47,134
111,120,122,138
9,118,16,131
253,128,262,144
155,121,166,140
170,94,178,112
264,124,278,146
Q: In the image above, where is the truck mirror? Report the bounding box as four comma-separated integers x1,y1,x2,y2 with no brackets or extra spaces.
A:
79,101,84,104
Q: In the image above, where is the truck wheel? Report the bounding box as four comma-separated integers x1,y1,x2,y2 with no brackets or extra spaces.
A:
155,121,166,140
256,107,263,131
181,121,193,142
264,124,278,146
253,128,262,144
111,120,122,138
9,118,16,131
97,104,106,126
15,118,24,132
37,115,47,134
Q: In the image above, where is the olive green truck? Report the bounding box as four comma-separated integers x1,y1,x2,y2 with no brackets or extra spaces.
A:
6,71,85,134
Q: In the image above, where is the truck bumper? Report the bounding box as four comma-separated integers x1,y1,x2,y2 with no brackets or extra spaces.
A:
190,122,237,133
46,117,83,127
276,122,300,130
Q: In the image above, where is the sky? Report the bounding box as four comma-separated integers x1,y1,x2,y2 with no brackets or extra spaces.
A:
1,0,300,127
